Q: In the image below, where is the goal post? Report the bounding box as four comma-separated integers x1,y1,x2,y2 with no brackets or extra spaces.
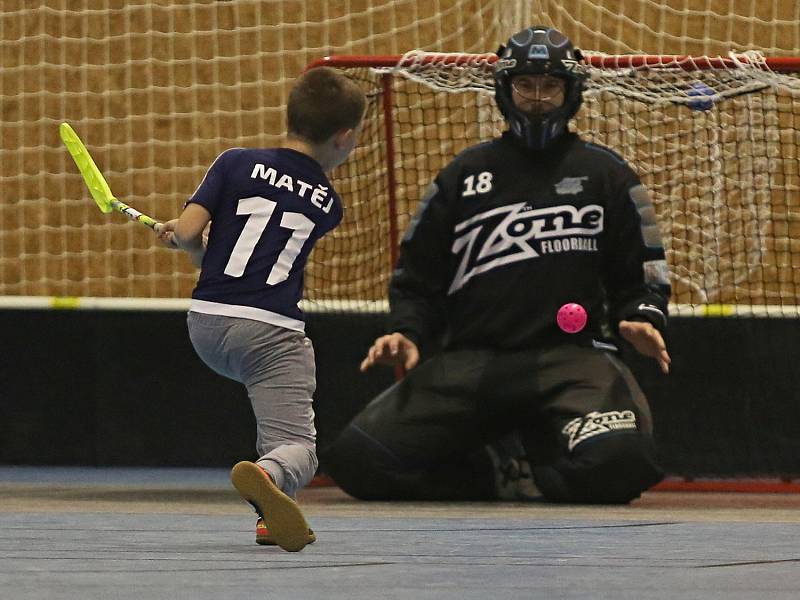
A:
308,51,800,316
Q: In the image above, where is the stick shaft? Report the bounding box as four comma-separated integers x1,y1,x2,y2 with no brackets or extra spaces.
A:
111,200,164,233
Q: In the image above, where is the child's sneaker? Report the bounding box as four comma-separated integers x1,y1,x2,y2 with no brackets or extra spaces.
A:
255,518,316,546
231,460,312,552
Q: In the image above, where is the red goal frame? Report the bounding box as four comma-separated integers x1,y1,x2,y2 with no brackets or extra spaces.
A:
308,53,800,279
307,54,800,494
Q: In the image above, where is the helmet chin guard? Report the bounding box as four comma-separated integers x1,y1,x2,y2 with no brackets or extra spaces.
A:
494,26,587,150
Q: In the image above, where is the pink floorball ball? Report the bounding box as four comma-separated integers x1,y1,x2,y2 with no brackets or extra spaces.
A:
557,303,587,334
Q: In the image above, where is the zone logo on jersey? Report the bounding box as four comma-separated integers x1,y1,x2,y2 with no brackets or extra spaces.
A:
448,202,603,293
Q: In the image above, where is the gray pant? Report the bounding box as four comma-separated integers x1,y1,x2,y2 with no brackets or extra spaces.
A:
187,311,318,497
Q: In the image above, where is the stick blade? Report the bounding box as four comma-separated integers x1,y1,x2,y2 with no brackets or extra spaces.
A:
59,122,115,214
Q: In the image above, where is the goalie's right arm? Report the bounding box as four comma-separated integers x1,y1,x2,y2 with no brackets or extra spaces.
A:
388,180,452,352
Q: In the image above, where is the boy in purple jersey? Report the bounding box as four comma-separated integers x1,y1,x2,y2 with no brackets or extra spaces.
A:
159,66,365,551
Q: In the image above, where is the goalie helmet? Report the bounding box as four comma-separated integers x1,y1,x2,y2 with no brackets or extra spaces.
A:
494,26,586,150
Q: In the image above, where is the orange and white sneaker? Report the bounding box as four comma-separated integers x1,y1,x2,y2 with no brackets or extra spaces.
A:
231,460,313,552
255,517,316,546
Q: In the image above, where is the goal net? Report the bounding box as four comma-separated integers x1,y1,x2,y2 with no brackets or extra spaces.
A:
311,51,800,315
316,52,800,483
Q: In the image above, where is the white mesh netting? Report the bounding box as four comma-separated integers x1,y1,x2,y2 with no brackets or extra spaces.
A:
340,49,800,308
2,1,799,311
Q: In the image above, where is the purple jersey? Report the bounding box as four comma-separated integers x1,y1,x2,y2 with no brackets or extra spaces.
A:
187,147,342,332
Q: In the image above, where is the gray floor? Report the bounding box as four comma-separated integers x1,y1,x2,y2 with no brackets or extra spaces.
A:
1,467,798,600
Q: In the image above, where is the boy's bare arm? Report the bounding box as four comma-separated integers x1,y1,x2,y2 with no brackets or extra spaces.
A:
167,203,211,266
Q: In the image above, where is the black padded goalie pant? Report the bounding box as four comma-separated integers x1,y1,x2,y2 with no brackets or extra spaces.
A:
323,344,664,504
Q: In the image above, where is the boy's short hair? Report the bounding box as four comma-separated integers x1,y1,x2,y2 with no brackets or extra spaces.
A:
287,67,366,144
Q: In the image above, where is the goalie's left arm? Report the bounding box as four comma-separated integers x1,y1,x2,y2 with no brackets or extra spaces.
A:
604,179,671,333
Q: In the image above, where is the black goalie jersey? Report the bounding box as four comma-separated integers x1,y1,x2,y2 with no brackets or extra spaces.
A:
389,131,671,352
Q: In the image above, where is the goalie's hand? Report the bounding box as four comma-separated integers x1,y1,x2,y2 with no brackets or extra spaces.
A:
619,320,671,374
360,332,419,372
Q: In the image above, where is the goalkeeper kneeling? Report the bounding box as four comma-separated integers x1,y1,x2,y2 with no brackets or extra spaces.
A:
323,26,671,505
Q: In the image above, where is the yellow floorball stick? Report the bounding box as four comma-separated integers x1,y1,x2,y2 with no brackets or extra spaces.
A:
59,122,168,236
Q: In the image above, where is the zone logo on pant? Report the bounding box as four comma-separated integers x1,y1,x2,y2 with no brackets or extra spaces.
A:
448,202,603,293
562,410,638,451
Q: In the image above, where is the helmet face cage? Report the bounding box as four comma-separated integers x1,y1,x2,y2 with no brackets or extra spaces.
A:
493,27,586,150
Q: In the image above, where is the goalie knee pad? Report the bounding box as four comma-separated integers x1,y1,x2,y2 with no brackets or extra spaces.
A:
321,424,404,500
534,433,663,504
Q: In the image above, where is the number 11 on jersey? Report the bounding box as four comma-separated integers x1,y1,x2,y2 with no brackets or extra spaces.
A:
223,196,315,286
